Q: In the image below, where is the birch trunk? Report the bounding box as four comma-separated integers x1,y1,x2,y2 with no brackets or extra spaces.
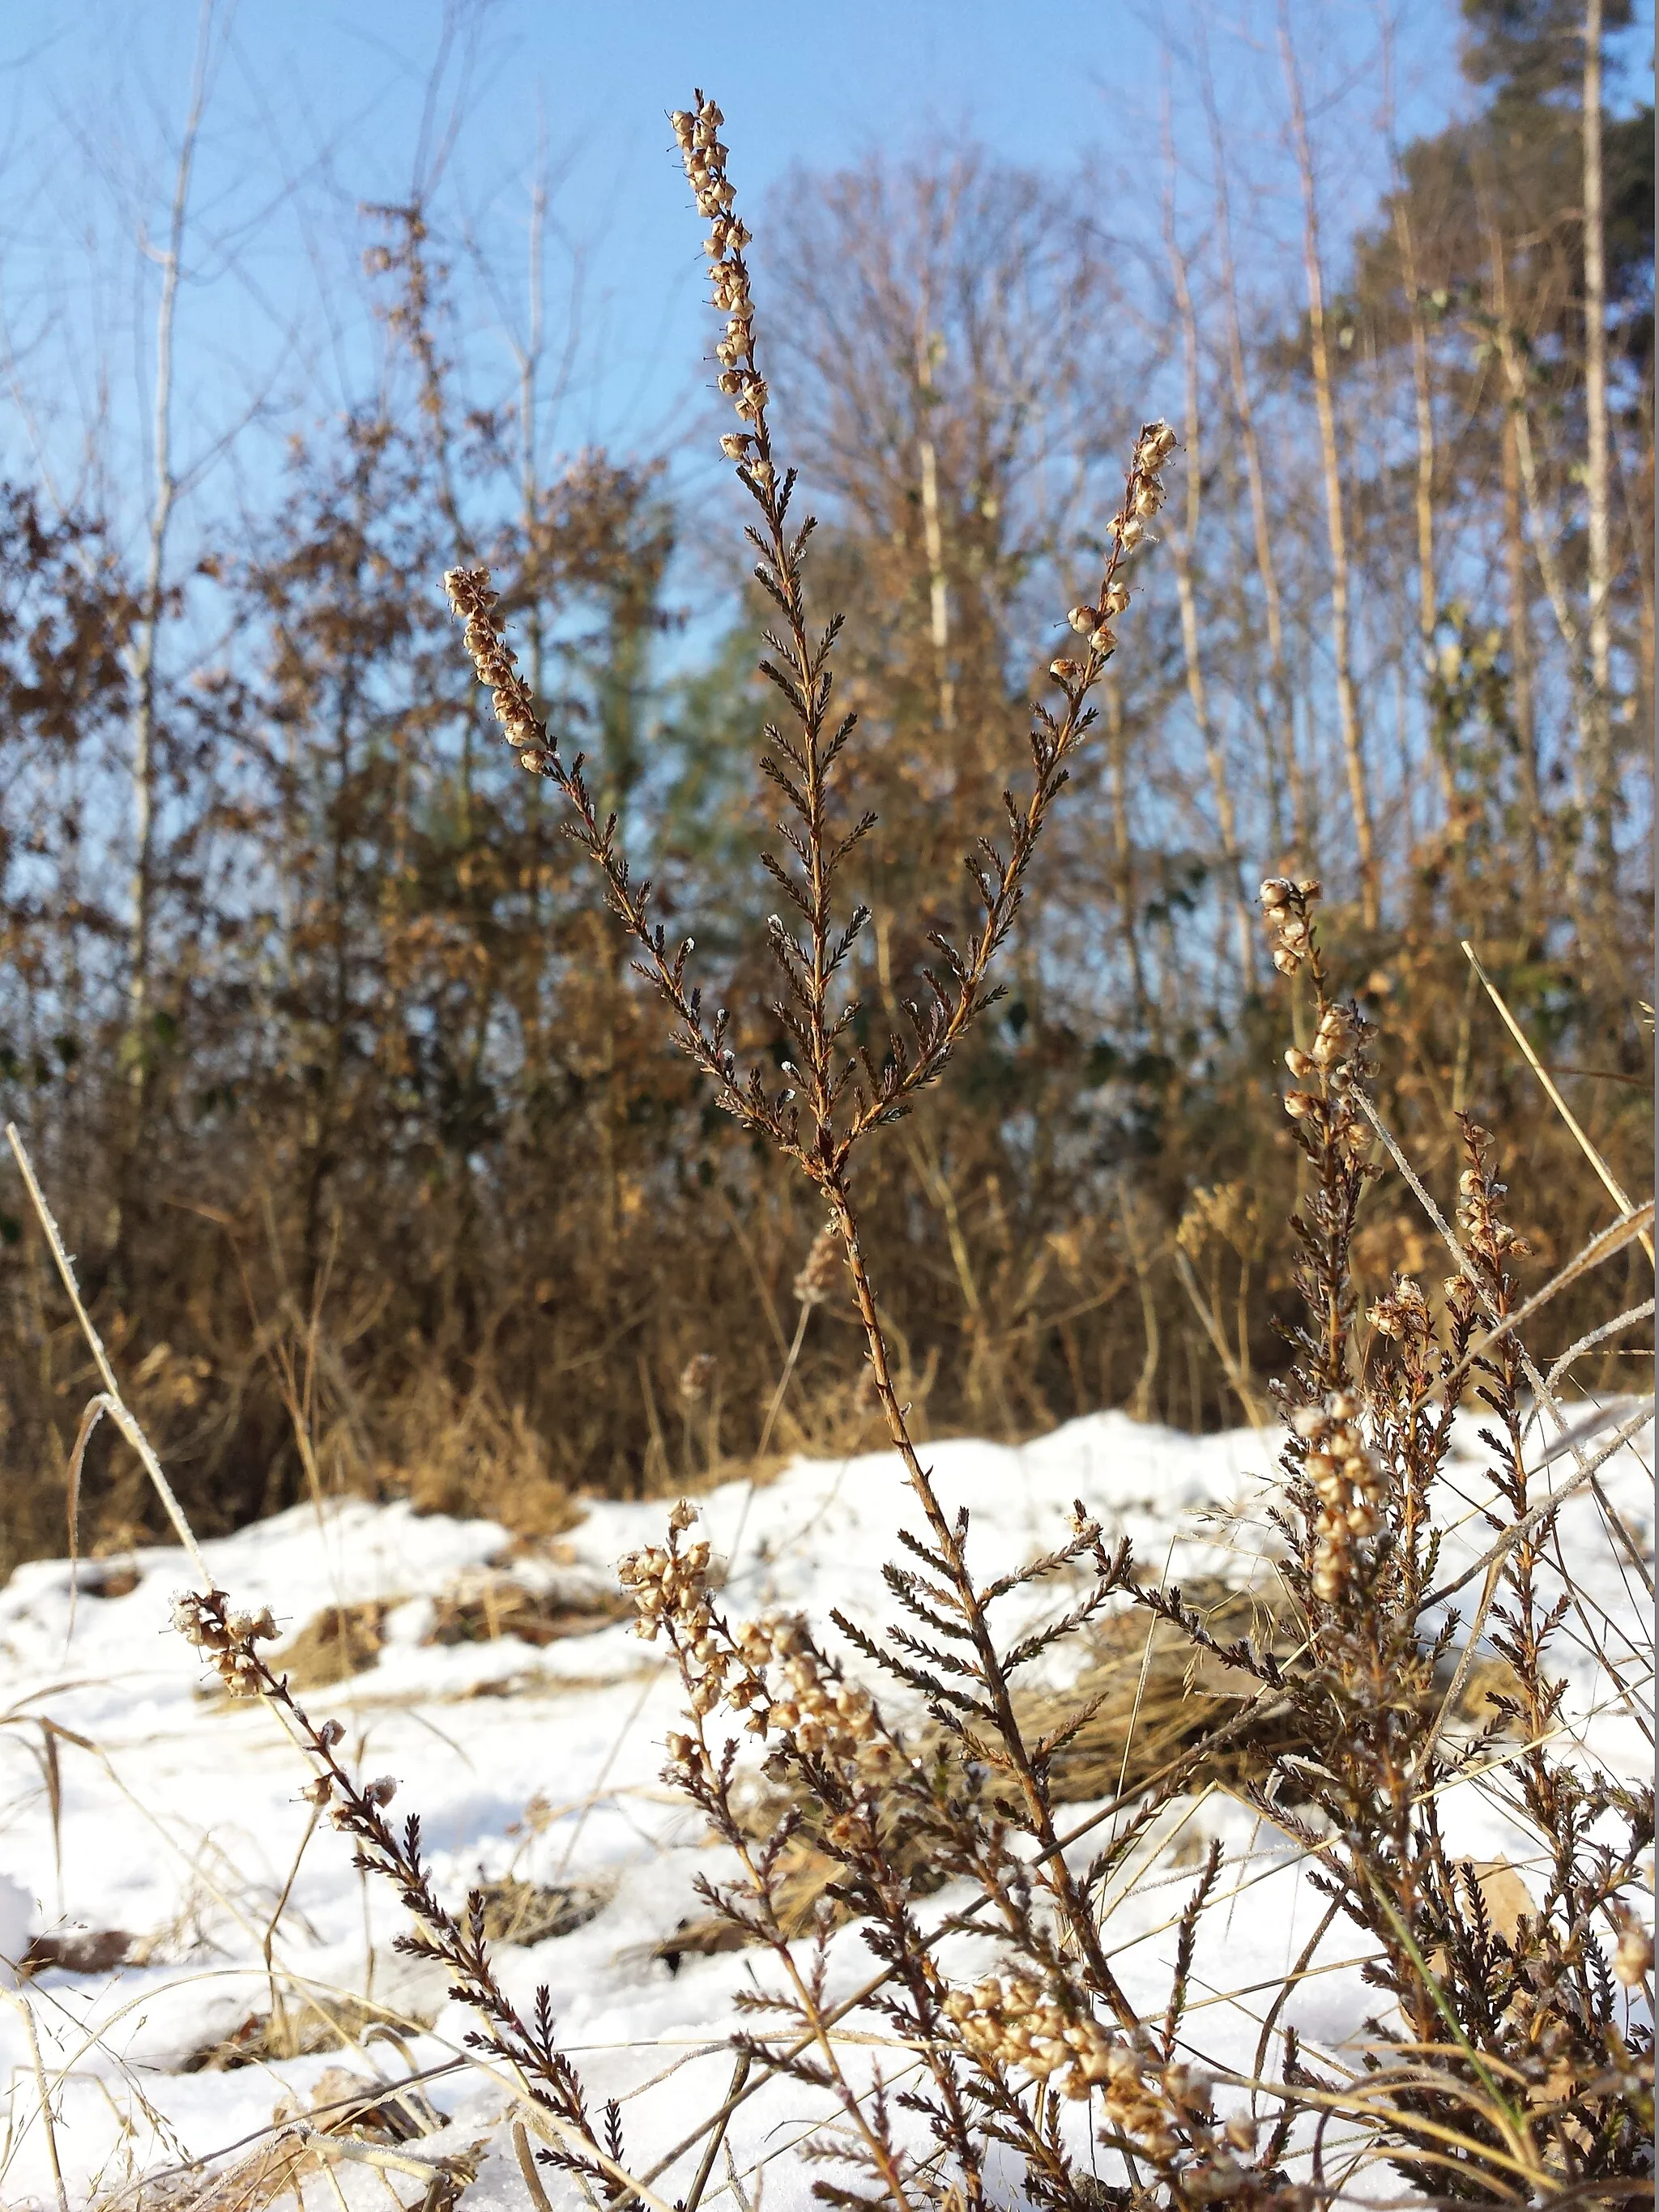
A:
124,0,214,1115
1580,0,1616,910
1162,130,1256,987
1503,408,1544,919
1392,196,1453,820
1282,11,1378,928
1200,29,1300,864
915,327,954,733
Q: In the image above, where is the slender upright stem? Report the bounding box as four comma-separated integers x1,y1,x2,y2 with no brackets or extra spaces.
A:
123,0,215,1126
1500,404,1542,918
1162,102,1256,987
1389,195,1452,823
1580,0,1616,916
825,1170,1140,2031
1282,8,1377,928
915,320,955,733
1199,21,1299,862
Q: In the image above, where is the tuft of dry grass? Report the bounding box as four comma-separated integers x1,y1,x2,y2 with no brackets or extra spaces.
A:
473,1874,610,1947
182,1989,432,2073
426,1573,629,1649
263,1570,629,1695
267,1601,387,1690
119,2065,482,2212
389,1375,588,1536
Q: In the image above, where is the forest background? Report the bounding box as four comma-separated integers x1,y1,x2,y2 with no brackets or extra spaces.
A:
0,0,1651,1574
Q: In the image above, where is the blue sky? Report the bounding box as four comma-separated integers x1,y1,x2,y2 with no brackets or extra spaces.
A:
1,0,1649,620
0,3,1485,531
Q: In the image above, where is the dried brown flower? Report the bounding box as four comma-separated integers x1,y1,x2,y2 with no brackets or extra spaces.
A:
792,1223,842,1308
678,1351,716,1403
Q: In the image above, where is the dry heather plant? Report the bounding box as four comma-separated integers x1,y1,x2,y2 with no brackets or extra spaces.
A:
9,90,1652,2212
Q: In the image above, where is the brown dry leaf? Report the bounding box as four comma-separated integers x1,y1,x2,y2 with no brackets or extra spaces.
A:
1452,1652,1528,1729
1469,1858,1533,1945
23,1926,134,1974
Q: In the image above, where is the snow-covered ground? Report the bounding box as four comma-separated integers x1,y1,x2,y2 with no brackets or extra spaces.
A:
0,1406,1649,2209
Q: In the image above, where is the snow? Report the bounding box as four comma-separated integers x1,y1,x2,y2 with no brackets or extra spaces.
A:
0,1877,28,1993
0,1404,1648,2208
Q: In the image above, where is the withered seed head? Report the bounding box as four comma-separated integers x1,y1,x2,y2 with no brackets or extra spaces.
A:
793,1223,842,1307
678,1351,716,1403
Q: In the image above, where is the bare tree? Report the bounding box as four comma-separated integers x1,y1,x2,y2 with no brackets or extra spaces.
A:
1580,0,1615,910
1281,4,1378,928
1380,17,1449,820
1160,97,1256,987
1196,17,1301,865
122,0,215,1124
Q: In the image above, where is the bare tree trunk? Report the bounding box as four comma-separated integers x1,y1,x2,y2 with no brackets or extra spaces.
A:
1199,27,1299,864
915,325,955,732
1282,8,1378,928
1482,202,1592,736
1105,680,1151,1040
1390,196,1452,820
1378,14,1449,825
123,0,214,1121
515,147,552,1068
1622,432,1656,760
1502,407,1543,920
1481,195,1604,949
1580,0,1616,910
1610,374,1655,753
1161,121,1256,988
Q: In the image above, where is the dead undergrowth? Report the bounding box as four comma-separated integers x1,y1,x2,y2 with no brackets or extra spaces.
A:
263,1576,632,1692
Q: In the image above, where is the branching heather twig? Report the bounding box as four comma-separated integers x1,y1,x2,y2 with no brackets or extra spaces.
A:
167,1588,625,2197
446,90,1179,2057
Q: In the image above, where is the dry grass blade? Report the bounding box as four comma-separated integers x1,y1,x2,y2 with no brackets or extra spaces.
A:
1421,1396,1654,1609
1546,1300,1656,1392
6,1123,211,1588
1443,1201,1654,1390
1463,940,1654,1263
2,1987,70,2212
513,2118,557,2212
